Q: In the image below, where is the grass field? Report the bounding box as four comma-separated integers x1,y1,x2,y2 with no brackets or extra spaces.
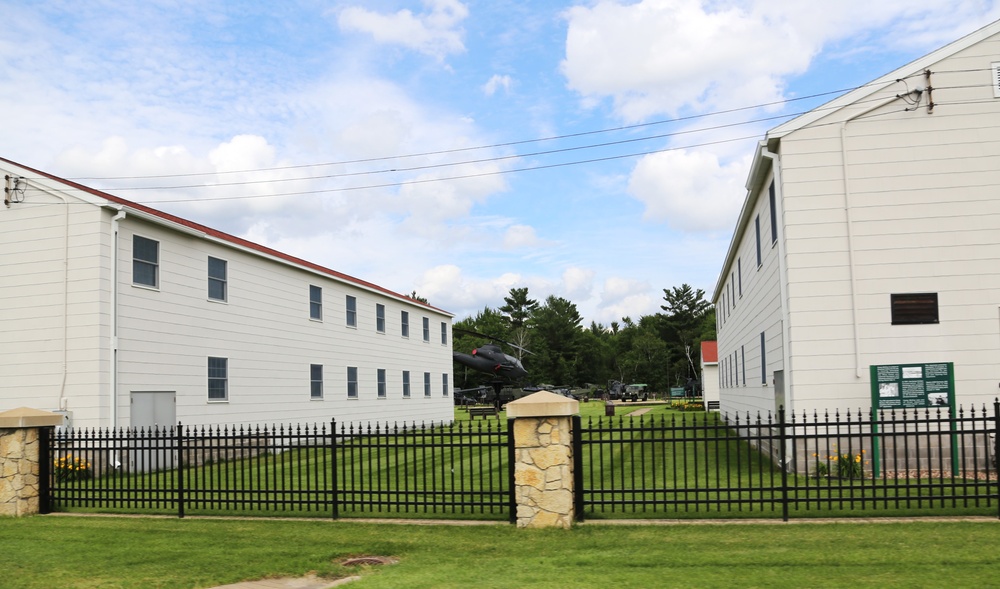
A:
3,515,1000,589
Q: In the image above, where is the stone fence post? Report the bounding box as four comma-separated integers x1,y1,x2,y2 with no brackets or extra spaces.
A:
0,408,63,517
505,391,579,529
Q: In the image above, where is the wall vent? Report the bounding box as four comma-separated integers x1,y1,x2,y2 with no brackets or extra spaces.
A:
992,62,1000,98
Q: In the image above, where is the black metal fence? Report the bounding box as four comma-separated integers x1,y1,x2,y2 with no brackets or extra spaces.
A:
575,404,999,520
43,419,513,521
42,404,1000,522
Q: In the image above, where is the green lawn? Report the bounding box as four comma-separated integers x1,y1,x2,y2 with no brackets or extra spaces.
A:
3,515,1000,588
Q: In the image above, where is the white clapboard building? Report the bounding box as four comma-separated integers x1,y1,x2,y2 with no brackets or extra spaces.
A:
1,157,454,429
713,20,1000,417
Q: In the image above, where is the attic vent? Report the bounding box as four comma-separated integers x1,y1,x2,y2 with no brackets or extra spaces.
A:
993,62,1000,98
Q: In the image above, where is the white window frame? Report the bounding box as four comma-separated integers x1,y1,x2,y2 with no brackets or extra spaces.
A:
346,295,357,327
310,285,322,320
347,366,358,398
208,357,228,401
402,370,411,398
208,256,227,302
422,317,430,342
132,235,159,288
376,304,386,333
310,364,323,399
401,311,409,338
423,372,431,397
377,368,387,398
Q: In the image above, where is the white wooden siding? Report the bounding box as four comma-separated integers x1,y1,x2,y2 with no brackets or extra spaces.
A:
756,31,1000,412
716,170,785,417
115,217,452,428
0,182,110,424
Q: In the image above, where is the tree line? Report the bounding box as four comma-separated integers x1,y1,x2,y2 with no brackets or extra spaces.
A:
451,284,716,394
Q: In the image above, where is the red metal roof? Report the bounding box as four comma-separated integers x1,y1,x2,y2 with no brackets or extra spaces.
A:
701,340,718,363
2,156,450,316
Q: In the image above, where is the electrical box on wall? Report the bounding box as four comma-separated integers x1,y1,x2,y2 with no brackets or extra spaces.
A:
49,410,73,432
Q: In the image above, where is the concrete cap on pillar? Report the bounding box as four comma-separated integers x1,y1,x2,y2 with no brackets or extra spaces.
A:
0,407,65,428
505,390,579,418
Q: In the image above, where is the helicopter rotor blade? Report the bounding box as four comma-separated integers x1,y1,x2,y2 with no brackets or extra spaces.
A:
452,327,534,355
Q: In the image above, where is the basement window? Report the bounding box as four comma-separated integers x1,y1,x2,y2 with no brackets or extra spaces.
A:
890,293,939,325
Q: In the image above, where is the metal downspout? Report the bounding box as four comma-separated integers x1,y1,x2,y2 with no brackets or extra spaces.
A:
838,94,902,378
58,192,70,411
110,208,126,426
759,148,792,411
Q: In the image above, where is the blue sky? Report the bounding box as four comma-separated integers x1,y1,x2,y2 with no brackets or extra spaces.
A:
3,1,999,323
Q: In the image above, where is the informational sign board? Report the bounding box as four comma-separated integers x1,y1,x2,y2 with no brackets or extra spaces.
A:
869,362,954,411
669,387,686,398
869,362,957,478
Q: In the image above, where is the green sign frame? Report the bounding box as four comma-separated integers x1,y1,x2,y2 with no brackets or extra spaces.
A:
869,362,957,477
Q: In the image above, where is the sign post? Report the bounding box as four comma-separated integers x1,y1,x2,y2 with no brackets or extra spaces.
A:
869,362,956,477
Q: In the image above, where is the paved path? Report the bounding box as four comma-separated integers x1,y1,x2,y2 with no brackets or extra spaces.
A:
626,408,652,416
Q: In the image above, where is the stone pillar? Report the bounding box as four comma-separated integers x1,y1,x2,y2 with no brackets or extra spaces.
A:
0,408,64,517
506,391,579,529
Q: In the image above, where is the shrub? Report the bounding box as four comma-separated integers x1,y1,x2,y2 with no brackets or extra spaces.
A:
670,401,705,412
812,446,867,479
54,454,93,483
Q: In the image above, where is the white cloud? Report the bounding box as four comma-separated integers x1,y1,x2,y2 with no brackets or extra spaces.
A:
502,224,549,249
561,0,1000,121
483,74,513,96
338,0,469,59
415,265,523,313
627,148,748,231
561,266,595,301
590,276,656,323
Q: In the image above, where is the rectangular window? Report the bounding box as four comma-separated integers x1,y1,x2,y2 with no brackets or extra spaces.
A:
346,295,357,327
208,256,227,301
440,322,447,345
347,366,358,398
310,364,323,399
377,368,387,398
376,304,386,333
422,317,430,342
133,235,159,287
769,181,777,244
741,345,746,386
442,374,449,397
891,293,939,325
755,215,762,267
760,332,767,385
738,258,742,297
208,357,228,401
309,285,322,320
401,311,409,338
424,372,431,397
730,273,735,308
733,352,738,387
402,370,411,398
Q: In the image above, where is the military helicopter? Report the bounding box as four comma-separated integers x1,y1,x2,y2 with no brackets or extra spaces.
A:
452,329,532,408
